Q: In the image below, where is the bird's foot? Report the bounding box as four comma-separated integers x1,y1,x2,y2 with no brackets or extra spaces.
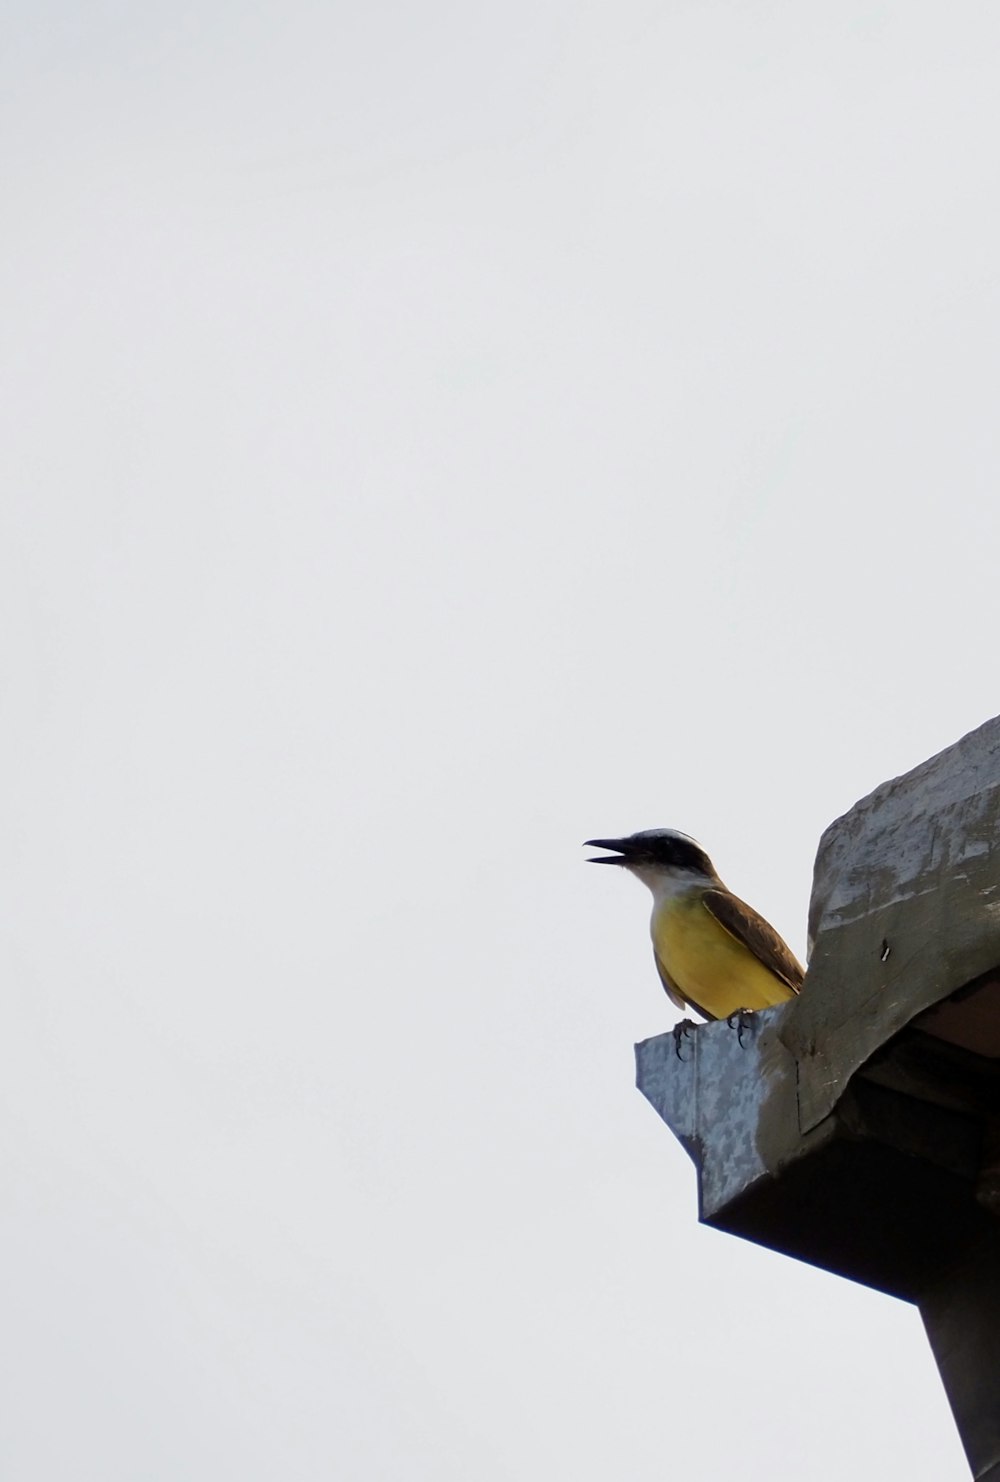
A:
726,1007,755,1047
672,1018,697,1060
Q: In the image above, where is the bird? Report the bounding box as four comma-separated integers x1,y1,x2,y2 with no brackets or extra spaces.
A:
584,828,803,1024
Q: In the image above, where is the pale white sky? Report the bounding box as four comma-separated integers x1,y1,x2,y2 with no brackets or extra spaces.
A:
3,1,998,1475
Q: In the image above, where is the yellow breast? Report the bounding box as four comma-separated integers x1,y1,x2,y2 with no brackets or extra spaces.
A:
651,890,795,1019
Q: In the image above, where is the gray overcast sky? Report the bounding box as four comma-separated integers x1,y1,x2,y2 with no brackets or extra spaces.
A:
3,1,997,1475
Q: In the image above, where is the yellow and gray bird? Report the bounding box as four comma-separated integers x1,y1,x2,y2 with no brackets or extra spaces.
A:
585,828,803,1021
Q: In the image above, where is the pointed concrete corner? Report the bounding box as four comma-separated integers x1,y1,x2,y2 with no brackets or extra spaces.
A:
636,1006,805,1221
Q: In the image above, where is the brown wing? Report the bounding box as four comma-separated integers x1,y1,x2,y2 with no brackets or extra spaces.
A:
701,889,804,994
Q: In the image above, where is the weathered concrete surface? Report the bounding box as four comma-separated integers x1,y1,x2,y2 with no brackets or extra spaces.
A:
635,1006,806,1220
636,1009,994,1302
782,714,1000,1132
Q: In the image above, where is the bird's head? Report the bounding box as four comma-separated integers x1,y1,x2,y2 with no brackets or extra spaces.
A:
584,828,720,894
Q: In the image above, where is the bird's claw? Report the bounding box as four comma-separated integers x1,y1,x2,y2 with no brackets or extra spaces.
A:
672,1018,697,1059
726,1008,755,1047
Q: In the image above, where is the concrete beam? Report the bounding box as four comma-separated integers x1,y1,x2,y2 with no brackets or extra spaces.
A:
635,715,1000,1475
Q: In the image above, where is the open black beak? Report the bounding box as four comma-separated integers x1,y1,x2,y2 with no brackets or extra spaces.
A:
583,837,631,864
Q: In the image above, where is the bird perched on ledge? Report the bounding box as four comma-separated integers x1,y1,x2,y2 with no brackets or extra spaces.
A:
585,828,803,1022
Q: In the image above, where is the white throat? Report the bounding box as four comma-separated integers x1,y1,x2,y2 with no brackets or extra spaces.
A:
626,863,718,907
